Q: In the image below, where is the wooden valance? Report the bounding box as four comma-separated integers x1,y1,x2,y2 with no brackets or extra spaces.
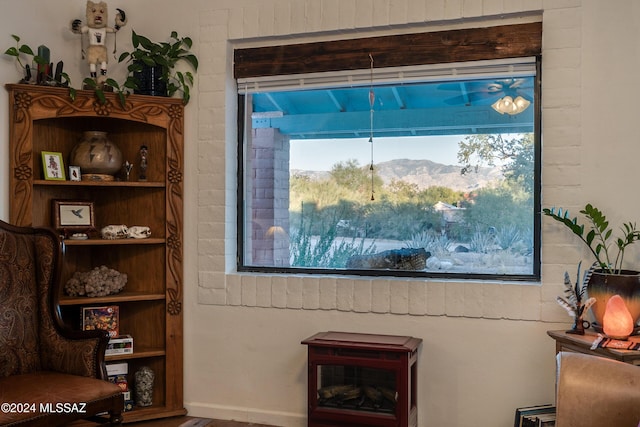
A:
234,22,542,79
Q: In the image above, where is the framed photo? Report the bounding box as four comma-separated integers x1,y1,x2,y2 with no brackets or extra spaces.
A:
41,151,66,180
52,200,95,232
69,165,82,181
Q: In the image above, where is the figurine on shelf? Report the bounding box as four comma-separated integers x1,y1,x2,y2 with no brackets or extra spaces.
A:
139,145,148,181
123,160,133,181
556,262,597,335
71,1,127,84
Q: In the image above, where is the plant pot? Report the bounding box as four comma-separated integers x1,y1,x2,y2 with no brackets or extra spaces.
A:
134,64,167,97
587,270,640,328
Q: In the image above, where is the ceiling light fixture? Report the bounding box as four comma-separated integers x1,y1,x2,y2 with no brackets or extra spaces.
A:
491,95,530,115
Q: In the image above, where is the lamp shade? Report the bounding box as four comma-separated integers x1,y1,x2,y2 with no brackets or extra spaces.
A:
603,294,635,340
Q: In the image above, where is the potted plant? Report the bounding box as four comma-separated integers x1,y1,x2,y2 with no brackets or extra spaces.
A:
118,30,198,105
543,203,640,327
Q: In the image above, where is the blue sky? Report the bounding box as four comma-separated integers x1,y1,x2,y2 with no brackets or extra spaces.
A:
290,135,465,171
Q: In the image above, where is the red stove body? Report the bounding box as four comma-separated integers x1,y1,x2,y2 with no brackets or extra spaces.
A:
302,332,422,427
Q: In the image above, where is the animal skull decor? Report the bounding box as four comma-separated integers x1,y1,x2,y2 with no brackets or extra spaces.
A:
128,226,151,239
100,224,151,239
101,224,128,239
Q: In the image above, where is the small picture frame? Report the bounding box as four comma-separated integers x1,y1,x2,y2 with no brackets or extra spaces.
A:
41,151,66,180
69,165,82,181
52,200,95,233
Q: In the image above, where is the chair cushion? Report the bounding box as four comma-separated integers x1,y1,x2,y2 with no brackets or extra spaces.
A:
0,229,40,377
0,371,123,426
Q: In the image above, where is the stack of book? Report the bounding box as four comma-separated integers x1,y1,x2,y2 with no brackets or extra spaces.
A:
106,362,134,411
81,305,134,356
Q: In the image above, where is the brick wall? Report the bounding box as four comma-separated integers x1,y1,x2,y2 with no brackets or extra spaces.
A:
196,0,583,323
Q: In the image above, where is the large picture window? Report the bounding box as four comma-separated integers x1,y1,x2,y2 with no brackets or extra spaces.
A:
235,24,541,280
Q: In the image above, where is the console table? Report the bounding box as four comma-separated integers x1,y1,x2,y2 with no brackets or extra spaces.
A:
547,330,640,365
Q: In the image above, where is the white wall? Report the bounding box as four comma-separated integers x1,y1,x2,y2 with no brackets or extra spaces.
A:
3,1,640,426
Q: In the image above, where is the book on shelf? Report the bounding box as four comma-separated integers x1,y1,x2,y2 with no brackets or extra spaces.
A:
82,305,119,338
106,362,134,411
106,334,133,356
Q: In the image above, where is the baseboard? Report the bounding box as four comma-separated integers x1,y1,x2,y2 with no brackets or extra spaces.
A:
185,402,306,427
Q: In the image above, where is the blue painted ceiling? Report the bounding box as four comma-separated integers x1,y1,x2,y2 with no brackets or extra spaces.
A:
250,76,535,139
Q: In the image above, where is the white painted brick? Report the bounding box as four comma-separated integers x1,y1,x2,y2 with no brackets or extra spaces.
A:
543,87,581,109
373,0,390,27
272,276,288,308
543,0,579,10
541,126,581,148
256,276,273,307
371,280,391,313
303,277,320,309
290,0,307,34
463,283,483,318
543,27,581,49
321,0,341,32
521,0,543,10
197,233,225,254
274,0,293,35
355,0,374,28
426,281,446,315
390,280,409,314
305,0,323,33
287,276,304,309
462,0,483,17
445,282,465,316
354,280,372,312
426,0,445,21
257,3,276,37
198,271,227,289
542,47,581,70
543,107,580,130
543,164,582,187
241,275,257,306
481,283,503,319
319,278,337,310
519,284,542,320
406,0,427,24
228,8,245,40
543,7,581,29
544,146,581,167
336,278,354,311
444,0,463,20
198,286,227,305
482,0,504,16
388,0,408,25
338,0,357,29
227,276,242,306
543,68,581,91
541,300,572,323
408,281,427,315
242,7,261,38
500,284,524,319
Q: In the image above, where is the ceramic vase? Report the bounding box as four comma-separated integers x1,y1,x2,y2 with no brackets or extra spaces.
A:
69,131,123,181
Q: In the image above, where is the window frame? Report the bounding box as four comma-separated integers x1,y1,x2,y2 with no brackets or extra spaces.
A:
235,23,542,281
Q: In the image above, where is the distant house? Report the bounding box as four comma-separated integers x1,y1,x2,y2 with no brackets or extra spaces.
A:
433,201,465,223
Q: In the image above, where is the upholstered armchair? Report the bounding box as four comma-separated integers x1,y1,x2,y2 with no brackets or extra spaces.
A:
0,220,123,426
555,351,640,427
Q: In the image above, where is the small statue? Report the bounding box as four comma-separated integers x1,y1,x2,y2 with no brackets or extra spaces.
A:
71,1,127,84
123,161,133,181
556,262,597,334
139,145,148,181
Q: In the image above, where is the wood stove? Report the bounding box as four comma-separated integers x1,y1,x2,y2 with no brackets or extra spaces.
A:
302,332,422,427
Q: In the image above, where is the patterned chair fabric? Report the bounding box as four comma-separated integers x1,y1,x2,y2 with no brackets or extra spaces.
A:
0,220,123,426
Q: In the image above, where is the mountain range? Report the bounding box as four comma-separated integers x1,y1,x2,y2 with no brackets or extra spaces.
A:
292,159,503,192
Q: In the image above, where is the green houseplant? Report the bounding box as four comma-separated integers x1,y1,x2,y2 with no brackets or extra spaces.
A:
118,30,198,104
543,203,640,327
543,203,640,274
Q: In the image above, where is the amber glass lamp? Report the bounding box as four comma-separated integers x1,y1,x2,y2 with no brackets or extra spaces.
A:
603,294,635,340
